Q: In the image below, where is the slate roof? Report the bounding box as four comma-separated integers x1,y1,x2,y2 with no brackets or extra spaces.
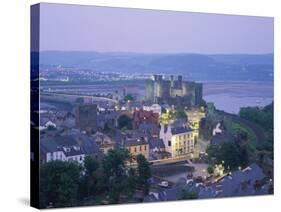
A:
124,138,148,147
61,118,75,129
40,138,59,154
63,147,84,157
149,138,165,149
215,163,267,197
139,123,159,131
171,126,193,135
143,163,269,202
40,133,100,157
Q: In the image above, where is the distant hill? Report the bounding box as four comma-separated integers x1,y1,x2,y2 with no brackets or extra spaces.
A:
37,51,274,82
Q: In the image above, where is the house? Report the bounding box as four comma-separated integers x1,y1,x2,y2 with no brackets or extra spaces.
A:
61,117,75,130
214,163,268,197
185,108,206,139
149,138,165,153
132,109,159,129
148,138,166,160
139,123,160,137
212,122,223,136
143,163,270,203
39,118,57,131
160,124,194,158
40,135,85,164
143,104,162,115
40,133,101,164
97,110,120,130
92,132,114,154
124,137,149,160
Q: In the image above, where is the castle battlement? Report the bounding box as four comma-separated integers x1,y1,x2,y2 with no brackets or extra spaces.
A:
146,75,202,106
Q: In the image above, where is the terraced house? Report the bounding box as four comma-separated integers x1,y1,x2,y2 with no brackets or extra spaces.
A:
124,138,149,160
160,124,194,158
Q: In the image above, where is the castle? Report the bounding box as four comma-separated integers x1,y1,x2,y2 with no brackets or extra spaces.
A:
145,75,203,106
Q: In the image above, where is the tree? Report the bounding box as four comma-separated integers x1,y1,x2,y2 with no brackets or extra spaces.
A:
40,161,81,208
175,106,187,120
81,156,100,197
207,165,214,175
118,114,132,130
126,168,137,197
124,94,134,102
102,149,131,203
206,142,249,170
239,102,273,131
84,156,99,177
199,118,213,140
136,154,151,195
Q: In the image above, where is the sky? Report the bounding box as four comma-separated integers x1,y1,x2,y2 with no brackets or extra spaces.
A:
38,3,274,54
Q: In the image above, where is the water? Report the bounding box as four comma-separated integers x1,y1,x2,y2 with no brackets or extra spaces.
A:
203,81,273,114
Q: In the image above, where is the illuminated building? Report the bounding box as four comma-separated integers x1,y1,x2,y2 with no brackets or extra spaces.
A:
185,108,206,139
132,109,159,129
124,138,149,159
160,124,194,158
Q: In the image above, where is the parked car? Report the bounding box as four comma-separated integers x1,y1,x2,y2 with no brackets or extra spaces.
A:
158,181,169,188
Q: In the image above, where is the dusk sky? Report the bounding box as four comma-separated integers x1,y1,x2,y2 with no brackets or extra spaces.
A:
39,3,274,54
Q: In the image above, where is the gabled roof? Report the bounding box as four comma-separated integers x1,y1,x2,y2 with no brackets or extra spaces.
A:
149,138,165,149
216,163,266,197
139,123,159,132
124,138,148,147
171,126,192,135
40,132,100,156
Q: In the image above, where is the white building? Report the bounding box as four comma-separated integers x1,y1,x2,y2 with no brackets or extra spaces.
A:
143,104,162,115
42,141,85,164
40,133,100,164
213,122,223,136
39,120,57,131
160,124,194,158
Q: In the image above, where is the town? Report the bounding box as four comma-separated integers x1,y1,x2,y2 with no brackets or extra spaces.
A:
37,74,273,208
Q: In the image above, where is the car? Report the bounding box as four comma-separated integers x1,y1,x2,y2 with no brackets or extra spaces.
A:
158,181,169,188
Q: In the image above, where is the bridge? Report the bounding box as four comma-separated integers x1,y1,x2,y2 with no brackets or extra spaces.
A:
41,91,118,104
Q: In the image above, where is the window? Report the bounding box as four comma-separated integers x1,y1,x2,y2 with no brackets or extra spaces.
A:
140,146,142,151
134,147,137,152
144,145,147,150
168,141,171,146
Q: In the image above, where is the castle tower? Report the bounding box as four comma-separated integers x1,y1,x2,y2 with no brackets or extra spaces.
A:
178,75,183,88
170,75,174,87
